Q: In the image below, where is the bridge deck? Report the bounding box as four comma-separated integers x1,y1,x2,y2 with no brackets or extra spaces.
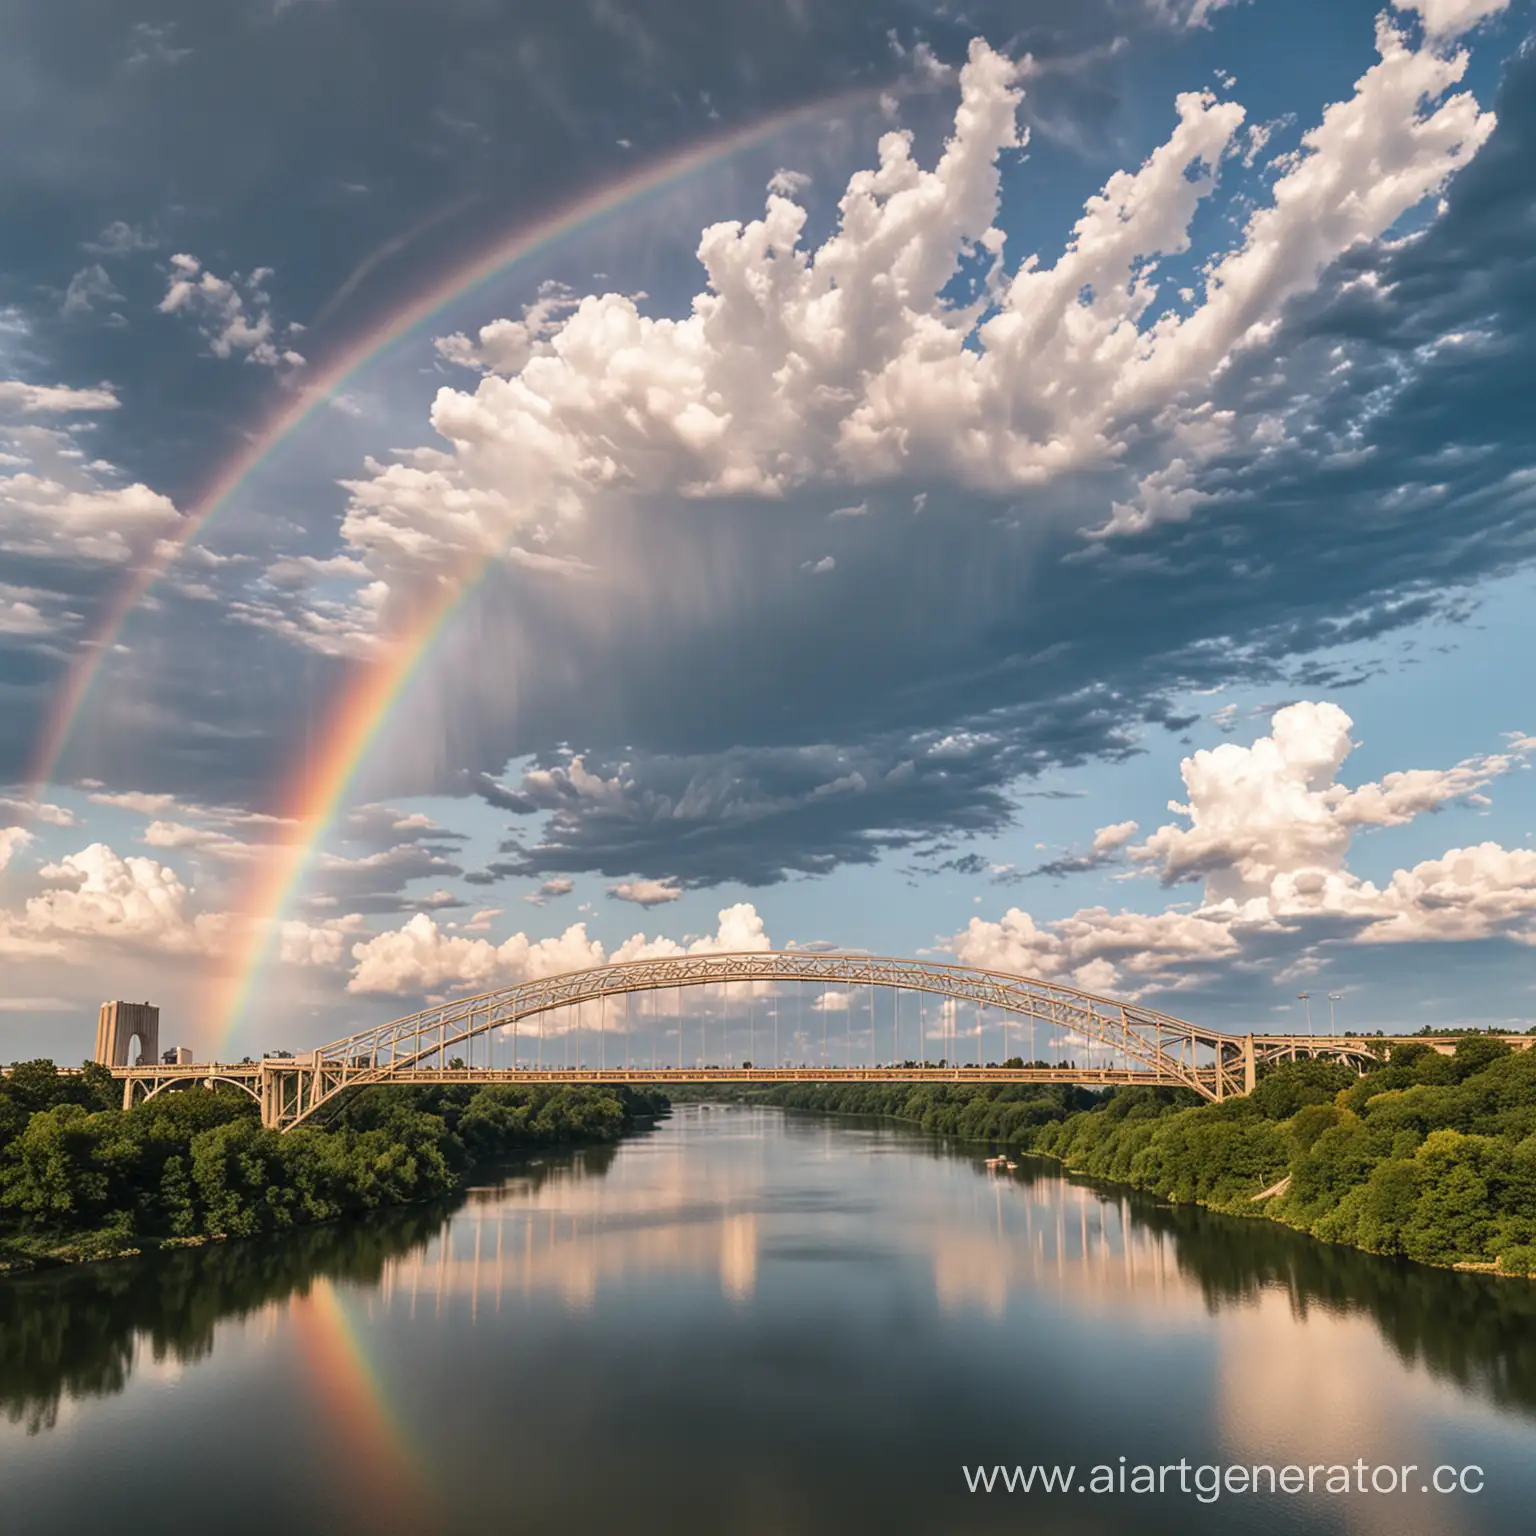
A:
113,1065,1174,1088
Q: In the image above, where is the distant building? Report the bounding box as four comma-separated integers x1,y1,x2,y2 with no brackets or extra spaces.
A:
160,1046,193,1066
95,1001,159,1066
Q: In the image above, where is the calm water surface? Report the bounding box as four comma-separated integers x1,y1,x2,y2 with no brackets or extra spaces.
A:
4,1103,1536,1535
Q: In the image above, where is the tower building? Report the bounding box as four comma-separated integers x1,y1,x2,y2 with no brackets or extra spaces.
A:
94,1001,159,1067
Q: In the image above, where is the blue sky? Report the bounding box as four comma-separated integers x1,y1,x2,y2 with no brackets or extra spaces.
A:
3,0,1536,1060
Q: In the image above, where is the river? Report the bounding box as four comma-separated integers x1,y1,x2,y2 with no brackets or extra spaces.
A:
3,1103,1535,1535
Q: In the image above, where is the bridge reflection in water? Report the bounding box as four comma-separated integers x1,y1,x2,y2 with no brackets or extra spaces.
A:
107,951,1516,1128
8,1104,1536,1536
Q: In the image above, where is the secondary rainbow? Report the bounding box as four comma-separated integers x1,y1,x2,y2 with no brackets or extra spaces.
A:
26,84,879,805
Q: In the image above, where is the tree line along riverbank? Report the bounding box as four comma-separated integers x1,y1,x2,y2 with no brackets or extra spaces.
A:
691,1037,1536,1277
0,1061,668,1271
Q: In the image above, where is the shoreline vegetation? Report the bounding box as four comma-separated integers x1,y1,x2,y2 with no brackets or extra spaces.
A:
0,1061,668,1273
685,1036,1536,1278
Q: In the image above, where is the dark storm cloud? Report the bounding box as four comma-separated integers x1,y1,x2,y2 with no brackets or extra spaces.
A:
0,0,1140,484
338,802,470,848
462,730,1075,887
304,841,466,912
11,8,1536,902
1022,850,1115,881
0,0,1152,787
417,42,1536,889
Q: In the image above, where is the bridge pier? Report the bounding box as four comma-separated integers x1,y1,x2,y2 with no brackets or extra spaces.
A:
1244,1034,1256,1096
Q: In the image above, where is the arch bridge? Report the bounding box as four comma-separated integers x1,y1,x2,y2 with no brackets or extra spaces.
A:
107,951,1424,1130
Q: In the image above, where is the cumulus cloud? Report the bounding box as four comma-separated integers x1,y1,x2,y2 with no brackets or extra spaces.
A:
157,254,305,368
0,373,183,654
277,914,367,968
323,13,1492,609
347,900,769,997
347,914,604,995
24,843,223,954
30,7,1531,928
1400,0,1507,38
1131,701,1526,900
0,825,35,870
434,284,580,375
951,702,1536,997
0,463,180,566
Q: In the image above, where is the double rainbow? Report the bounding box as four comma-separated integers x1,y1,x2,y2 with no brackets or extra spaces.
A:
17,88,878,1050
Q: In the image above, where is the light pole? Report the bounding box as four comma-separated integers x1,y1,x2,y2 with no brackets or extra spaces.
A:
1297,992,1313,1034
1328,993,1343,1034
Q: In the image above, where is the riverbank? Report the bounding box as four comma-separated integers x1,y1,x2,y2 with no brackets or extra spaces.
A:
692,1036,1536,1278
0,1061,668,1273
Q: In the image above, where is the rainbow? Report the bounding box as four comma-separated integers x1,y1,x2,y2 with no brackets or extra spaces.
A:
212,579,474,1047
25,84,879,805
290,1276,435,1528
188,81,890,1044
4,87,880,1046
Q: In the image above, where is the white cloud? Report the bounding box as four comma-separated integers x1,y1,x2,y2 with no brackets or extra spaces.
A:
347,914,606,995
811,988,852,1011
1130,701,1526,901
277,914,367,968
158,254,305,368
608,878,684,906
0,467,180,566
1091,819,1140,854
434,284,579,375
0,380,118,414
1147,0,1242,28
87,790,182,815
347,901,771,997
951,702,1536,997
141,820,263,862
0,592,49,635
315,16,1496,624
1398,0,1507,38
0,796,76,827
24,843,222,954
0,826,35,870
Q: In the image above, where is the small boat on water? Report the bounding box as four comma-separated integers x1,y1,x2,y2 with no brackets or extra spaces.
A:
984,1155,1006,1168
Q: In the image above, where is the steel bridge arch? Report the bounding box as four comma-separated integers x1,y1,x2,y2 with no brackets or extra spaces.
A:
272,952,1261,1128
131,1072,263,1109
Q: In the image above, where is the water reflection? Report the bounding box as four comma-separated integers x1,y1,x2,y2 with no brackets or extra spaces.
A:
0,1203,447,1435
4,1105,1535,1536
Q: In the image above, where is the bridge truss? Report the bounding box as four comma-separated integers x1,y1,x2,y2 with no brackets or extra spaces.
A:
111,951,1420,1130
